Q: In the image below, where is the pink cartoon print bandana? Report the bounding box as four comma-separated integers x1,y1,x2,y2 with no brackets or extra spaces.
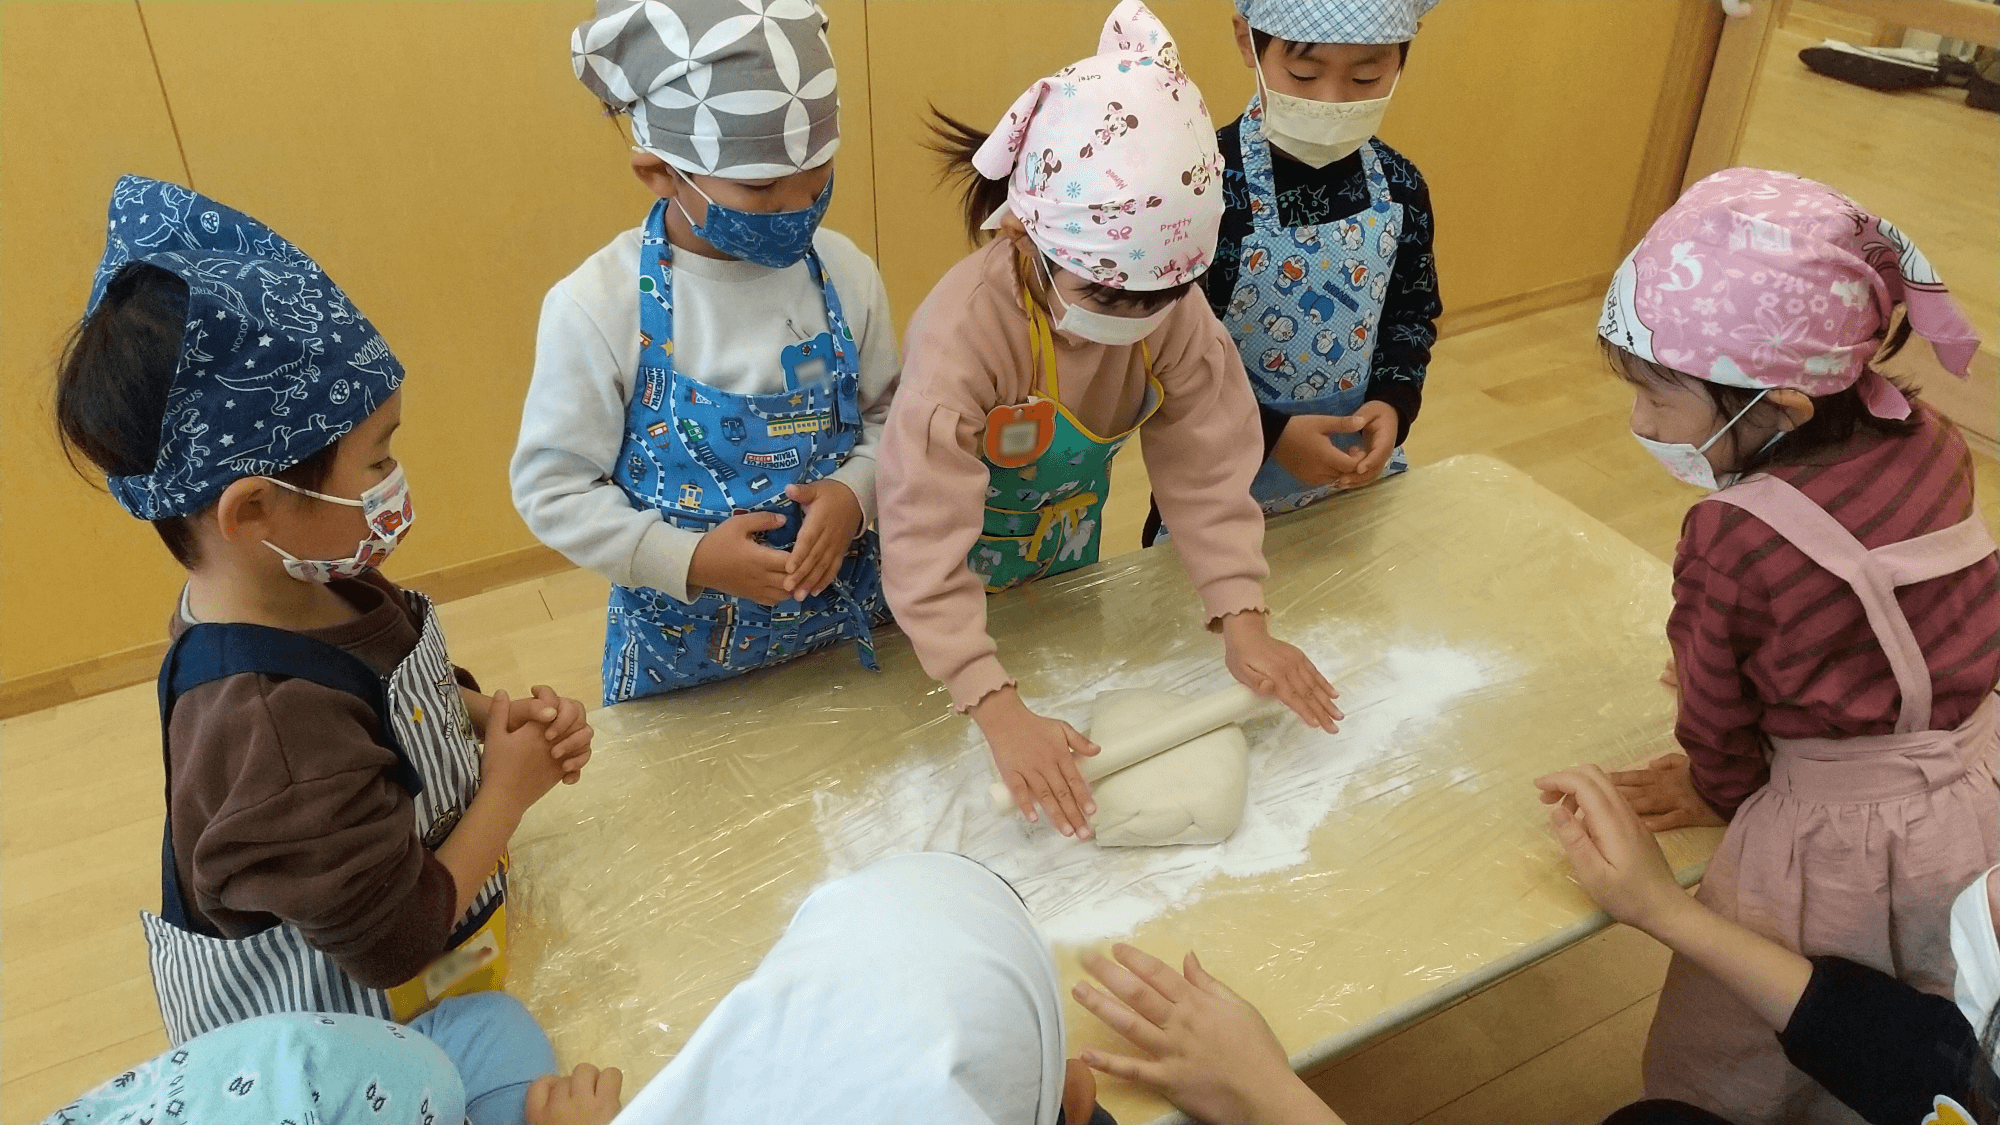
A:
971,0,1225,292
1599,166,1980,419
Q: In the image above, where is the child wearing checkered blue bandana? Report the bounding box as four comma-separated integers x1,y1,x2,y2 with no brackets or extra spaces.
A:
1141,0,1443,539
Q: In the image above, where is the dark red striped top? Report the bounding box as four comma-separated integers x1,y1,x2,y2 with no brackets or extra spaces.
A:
1668,403,2000,817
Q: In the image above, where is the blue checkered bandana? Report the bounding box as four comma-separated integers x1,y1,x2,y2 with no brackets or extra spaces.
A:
87,176,405,521
1233,0,1438,44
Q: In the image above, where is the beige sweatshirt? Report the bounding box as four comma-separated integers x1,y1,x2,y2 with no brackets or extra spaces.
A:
879,239,1269,711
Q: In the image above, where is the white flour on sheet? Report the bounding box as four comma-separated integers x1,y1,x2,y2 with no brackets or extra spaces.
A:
812,628,1494,944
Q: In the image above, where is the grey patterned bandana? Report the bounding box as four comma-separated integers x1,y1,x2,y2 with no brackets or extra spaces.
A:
573,0,841,178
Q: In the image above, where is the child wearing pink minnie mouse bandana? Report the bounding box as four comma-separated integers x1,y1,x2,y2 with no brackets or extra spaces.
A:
1546,167,1997,1124
876,0,1341,842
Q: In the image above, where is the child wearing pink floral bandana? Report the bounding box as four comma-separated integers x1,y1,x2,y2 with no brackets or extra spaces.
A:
1564,167,1998,1123
876,0,1341,842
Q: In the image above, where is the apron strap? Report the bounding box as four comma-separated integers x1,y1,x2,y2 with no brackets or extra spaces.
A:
1019,257,1157,412
1708,475,1995,734
156,621,419,932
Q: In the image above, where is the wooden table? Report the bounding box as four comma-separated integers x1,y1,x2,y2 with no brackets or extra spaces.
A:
507,454,1721,1123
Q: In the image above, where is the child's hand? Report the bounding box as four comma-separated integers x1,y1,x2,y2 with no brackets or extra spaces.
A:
1661,655,1679,689
1220,612,1342,732
783,479,862,600
1609,753,1727,831
501,686,593,783
525,1063,623,1125
1272,414,1366,487
1073,945,1341,1125
973,686,1100,839
1534,764,1695,934
480,690,570,812
689,511,795,606
1332,401,1398,490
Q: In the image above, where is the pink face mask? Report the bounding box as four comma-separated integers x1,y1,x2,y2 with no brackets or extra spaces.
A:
262,465,415,583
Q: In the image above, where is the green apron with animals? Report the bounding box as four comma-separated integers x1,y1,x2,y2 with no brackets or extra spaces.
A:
968,272,1162,592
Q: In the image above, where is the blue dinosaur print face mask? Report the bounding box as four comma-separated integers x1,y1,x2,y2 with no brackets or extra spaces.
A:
677,170,832,270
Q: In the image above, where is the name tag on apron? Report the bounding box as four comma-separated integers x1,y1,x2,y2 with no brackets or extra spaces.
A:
985,400,1057,468
385,864,510,1021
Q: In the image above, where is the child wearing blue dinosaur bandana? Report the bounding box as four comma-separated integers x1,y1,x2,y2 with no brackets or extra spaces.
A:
513,0,902,705
54,179,600,1119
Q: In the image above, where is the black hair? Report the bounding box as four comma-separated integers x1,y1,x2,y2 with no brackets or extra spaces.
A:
924,107,1196,314
926,108,1014,249
1251,30,1411,66
1601,313,1921,479
55,262,339,569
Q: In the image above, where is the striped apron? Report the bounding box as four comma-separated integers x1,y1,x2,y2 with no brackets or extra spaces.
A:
142,591,508,1044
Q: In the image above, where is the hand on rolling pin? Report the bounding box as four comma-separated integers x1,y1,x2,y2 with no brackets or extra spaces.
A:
1073,945,1343,1125
1220,611,1342,732
972,685,1100,839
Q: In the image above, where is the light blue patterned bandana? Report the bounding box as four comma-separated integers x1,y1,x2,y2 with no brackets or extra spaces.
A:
87,176,404,522
41,1012,463,1125
1233,0,1438,45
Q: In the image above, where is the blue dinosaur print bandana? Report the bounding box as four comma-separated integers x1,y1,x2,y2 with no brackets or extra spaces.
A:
86,176,405,521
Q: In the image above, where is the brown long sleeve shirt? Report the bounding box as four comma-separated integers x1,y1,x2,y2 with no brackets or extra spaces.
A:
165,570,466,989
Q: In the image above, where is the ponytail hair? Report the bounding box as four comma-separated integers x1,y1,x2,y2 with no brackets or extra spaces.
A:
926,108,1011,248
55,262,336,568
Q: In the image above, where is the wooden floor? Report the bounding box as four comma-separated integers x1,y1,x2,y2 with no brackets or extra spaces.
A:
8,30,1998,1122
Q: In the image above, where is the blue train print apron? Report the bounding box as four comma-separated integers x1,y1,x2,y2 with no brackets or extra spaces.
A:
603,201,886,704
1222,96,1407,515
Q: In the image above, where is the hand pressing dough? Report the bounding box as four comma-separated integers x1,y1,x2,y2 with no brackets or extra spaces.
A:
1088,688,1250,848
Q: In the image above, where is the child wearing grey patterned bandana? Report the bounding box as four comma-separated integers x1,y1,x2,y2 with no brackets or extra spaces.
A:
514,0,903,705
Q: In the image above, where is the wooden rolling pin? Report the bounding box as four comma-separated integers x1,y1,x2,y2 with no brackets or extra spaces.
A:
987,682,1271,816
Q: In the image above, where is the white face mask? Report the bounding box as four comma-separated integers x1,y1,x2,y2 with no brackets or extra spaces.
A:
1037,254,1172,346
262,464,415,583
1951,867,2000,1050
1632,389,1771,492
1255,61,1398,169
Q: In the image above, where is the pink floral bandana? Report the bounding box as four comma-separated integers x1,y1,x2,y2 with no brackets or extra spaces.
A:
971,0,1225,292
1599,167,1980,419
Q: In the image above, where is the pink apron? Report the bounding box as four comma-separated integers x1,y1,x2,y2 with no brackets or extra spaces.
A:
1644,474,2000,1124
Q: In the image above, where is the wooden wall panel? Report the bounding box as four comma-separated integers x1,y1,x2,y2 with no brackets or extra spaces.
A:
4,0,1715,692
0,2,196,682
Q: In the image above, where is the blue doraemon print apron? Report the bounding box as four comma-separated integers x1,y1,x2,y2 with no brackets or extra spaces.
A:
1222,96,1407,515
602,201,887,705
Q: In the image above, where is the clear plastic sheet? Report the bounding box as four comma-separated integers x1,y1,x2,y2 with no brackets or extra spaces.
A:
507,455,1722,1123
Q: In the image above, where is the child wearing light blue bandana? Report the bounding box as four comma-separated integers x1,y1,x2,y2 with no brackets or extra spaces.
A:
513,0,902,705
42,995,622,1125
53,178,600,1121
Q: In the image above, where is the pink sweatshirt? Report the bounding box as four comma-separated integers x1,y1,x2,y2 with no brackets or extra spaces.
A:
879,239,1270,711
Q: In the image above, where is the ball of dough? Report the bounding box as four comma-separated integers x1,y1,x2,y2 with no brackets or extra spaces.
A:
1088,688,1250,848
